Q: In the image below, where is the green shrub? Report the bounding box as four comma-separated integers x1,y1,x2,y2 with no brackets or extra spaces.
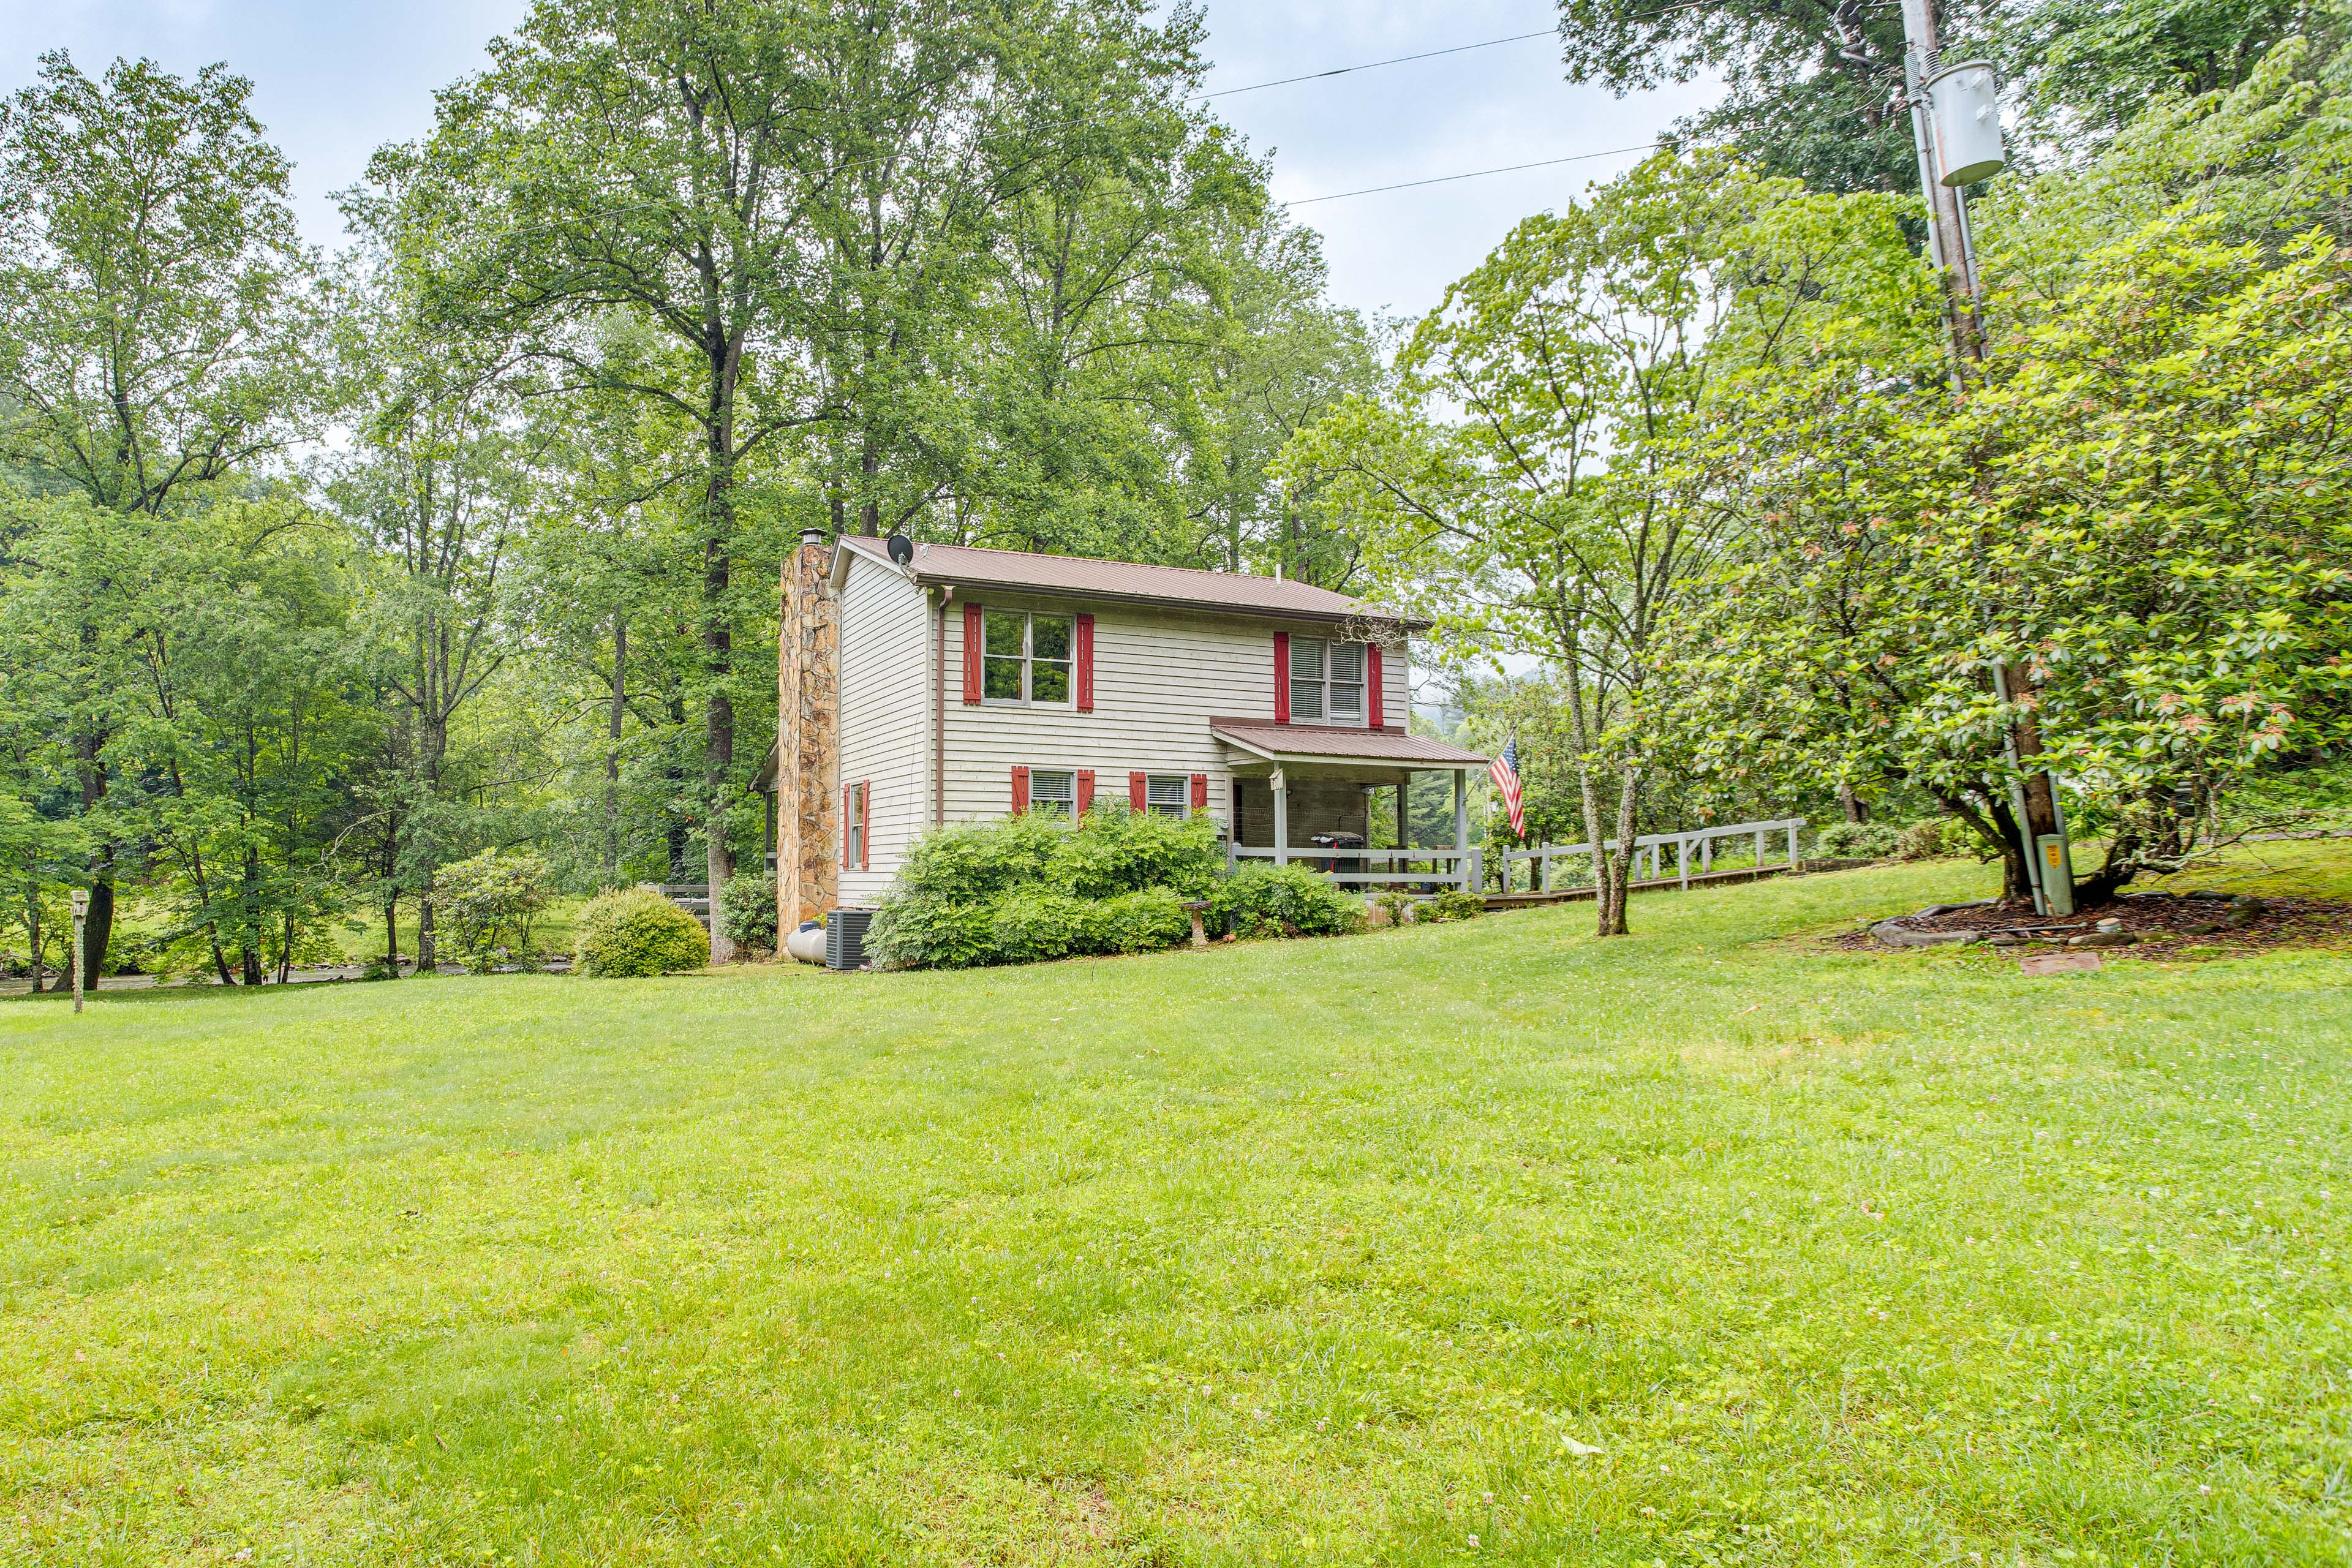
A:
1414,888,1486,923
1210,864,1366,939
871,807,1226,968
719,869,778,954
1895,818,1965,861
1049,808,1222,899
1814,820,1904,859
575,886,710,978
1088,888,1193,954
891,813,1072,902
989,888,1093,964
1371,889,1413,927
865,895,996,971
436,848,556,971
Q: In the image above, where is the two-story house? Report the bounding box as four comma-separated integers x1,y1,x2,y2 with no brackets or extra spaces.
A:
767,529,1489,927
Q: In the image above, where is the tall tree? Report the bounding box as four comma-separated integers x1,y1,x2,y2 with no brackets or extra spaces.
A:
386,0,850,957
0,53,320,980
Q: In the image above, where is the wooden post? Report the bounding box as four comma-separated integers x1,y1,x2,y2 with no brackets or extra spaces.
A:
1452,770,1468,888
1272,770,1289,867
1789,822,1801,870
1678,837,1689,889
1754,829,1765,869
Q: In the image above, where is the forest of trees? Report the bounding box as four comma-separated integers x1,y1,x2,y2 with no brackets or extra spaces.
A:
5,0,2348,978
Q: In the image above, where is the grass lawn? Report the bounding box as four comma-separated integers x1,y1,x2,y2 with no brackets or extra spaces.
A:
2,856,2348,1566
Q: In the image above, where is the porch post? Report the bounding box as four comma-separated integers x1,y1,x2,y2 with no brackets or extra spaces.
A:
1272,770,1289,867
1789,822,1801,870
1395,776,1411,869
1452,769,1469,889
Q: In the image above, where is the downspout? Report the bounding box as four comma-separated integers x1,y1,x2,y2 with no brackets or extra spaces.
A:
934,586,952,826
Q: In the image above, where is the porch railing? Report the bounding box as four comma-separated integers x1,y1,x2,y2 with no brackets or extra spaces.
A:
1227,843,1481,890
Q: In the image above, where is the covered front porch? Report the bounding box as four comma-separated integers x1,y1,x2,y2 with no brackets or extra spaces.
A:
1211,720,1490,889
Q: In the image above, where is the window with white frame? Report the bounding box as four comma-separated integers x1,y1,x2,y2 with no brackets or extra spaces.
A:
1145,775,1189,818
1288,638,1365,722
1028,769,1076,818
983,610,1074,705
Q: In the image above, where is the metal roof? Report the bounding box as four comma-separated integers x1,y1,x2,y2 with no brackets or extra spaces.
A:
1212,720,1488,767
837,535,1419,628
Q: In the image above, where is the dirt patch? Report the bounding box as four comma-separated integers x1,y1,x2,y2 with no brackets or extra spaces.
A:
1825,889,2352,963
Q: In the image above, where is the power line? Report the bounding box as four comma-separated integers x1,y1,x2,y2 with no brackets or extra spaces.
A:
1200,29,1558,100
1283,143,1659,207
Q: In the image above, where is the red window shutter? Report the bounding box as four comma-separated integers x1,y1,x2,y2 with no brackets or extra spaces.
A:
859,780,872,870
1189,772,1208,810
962,601,984,705
1129,771,1148,811
1075,613,1095,712
840,785,853,868
1010,764,1029,816
1367,642,1385,728
1076,769,1095,815
1273,631,1291,724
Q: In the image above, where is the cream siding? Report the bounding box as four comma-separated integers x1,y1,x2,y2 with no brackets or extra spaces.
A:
835,552,932,905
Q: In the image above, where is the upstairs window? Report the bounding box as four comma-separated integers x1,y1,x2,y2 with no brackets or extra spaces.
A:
984,611,1073,706
1287,638,1365,722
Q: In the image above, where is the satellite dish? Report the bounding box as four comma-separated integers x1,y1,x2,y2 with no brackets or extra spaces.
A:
886,533,914,567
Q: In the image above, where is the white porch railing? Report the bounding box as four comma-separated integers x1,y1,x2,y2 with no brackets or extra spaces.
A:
1494,818,1806,894
1227,843,1480,890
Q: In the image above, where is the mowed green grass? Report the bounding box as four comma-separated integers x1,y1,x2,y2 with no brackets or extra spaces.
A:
2,859,2348,1566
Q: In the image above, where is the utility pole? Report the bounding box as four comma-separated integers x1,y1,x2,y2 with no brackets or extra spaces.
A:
1898,0,2076,916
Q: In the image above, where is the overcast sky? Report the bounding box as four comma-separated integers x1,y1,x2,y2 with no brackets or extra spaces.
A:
1,0,1716,323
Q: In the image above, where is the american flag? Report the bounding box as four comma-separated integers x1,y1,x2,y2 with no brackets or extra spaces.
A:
1489,735,1526,839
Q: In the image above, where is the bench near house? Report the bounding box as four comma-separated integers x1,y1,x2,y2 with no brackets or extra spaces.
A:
764,529,1490,929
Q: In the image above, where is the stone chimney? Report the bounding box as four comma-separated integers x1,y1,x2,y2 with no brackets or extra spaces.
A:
777,528,839,931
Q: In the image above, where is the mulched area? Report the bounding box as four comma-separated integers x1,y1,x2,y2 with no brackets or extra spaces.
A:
1828,888,2352,963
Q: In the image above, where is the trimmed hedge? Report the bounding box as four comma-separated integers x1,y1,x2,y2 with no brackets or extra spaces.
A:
575,887,710,978
867,808,1222,970
1209,863,1365,939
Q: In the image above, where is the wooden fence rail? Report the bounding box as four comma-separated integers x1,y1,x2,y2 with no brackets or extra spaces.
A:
1496,818,1807,894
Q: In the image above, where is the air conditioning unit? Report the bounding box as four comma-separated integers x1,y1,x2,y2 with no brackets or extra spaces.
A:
825,908,876,971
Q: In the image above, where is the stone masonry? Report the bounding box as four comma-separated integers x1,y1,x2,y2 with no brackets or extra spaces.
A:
777,532,839,931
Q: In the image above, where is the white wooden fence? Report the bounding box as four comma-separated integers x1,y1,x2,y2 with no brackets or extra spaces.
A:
1495,817,1806,894
1227,843,1480,890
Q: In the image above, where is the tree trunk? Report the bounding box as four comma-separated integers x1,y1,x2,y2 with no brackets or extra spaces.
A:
383,897,401,974
1838,782,1869,823
1602,763,1641,937
605,618,627,886
73,731,115,989
26,889,41,996
704,412,737,964
417,887,437,974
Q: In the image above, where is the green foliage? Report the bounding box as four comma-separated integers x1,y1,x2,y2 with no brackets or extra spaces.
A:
1045,808,1223,900
870,807,1221,970
1208,864,1365,940
435,848,555,971
573,886,709,978
1815,821,1905,859
718,869,777,956
1412,888,1487,924
1897,819,1970,861
1089,887,1194,954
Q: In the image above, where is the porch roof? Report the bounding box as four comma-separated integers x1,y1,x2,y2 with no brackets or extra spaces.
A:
1210,719,1488,769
